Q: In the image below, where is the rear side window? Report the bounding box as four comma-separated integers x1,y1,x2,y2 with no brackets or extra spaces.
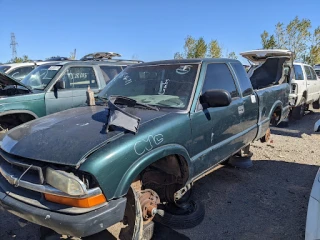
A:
304,65,312,80
315,70,320,78
294,65,304,80
100,66,123,83
202,63,239,98
61,67,98,89
310,67,317,80
231,62,253,97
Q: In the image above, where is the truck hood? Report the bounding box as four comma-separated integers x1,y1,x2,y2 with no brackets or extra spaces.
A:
240,49,293,64
0,105,170,167
0,72,31,91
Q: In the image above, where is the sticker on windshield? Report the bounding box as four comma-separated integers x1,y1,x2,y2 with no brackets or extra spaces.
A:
176,65,192,75
48,66,61,71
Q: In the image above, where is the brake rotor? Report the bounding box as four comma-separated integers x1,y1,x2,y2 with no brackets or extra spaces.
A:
139,189,160,224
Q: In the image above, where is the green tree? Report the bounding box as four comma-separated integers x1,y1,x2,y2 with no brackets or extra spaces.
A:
209,40,222,58
226,51,238,59
175,36,235,59
260,16,316,61
194,37,207,58
11,55,30,63
261,31,277,49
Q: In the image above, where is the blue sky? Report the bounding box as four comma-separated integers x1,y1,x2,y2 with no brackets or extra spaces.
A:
0,0,319,64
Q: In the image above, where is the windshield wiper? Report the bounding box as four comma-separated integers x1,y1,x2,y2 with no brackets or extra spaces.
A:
110,95,159,111
96,95,108,103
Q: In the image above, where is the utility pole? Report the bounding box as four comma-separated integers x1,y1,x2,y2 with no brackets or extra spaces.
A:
10,33,18,60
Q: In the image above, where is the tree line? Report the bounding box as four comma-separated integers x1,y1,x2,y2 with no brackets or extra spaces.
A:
174,36,237,60
261,16,319,65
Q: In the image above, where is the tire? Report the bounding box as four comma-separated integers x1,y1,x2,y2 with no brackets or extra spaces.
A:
313,99,320,109
292,97,305,120
154,200,205,229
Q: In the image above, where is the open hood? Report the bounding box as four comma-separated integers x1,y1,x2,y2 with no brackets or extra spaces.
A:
240,49,293,64
0,72,32,91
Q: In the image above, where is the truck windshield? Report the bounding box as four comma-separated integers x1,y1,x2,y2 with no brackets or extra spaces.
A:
0,66,11,73
21,65,62,90
99,63,199,109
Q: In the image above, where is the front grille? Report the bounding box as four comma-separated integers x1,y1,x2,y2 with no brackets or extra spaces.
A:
0,149,44,184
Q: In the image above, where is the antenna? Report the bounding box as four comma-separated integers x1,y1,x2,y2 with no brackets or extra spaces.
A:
10,33,18,59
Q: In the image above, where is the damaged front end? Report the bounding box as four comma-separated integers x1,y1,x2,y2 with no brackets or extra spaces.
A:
0,149,126,237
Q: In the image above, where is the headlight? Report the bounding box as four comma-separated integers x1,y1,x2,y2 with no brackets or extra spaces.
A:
46,167,87,196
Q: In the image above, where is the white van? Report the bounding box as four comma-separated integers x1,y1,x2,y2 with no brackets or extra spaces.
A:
289,63,320,119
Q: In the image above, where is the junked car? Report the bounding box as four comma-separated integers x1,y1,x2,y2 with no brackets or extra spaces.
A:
0,52,292,239
0,52,142,137
0,62,48,81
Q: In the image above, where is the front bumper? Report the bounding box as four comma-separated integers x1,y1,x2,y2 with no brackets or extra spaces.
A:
0,185,127,238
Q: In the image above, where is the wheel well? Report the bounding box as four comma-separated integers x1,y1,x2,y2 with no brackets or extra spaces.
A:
271,106,282,125
136,154,189,203
303,91,307,99
0,113,36,130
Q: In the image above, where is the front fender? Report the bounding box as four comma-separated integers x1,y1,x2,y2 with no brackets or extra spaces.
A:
114,144,193,198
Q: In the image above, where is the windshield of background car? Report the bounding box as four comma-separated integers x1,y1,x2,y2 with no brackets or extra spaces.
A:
21,65,62,90
99,63,199,109
0,65,11,73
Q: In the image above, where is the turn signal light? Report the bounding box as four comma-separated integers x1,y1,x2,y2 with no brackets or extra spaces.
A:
44,193,106,208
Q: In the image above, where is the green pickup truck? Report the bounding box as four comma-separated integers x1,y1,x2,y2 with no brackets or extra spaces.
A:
0,54,142,136
0,52,292,239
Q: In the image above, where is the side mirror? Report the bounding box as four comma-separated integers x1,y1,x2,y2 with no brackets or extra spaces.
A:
55,80,65,89
314,120,320,132
200,89,232,108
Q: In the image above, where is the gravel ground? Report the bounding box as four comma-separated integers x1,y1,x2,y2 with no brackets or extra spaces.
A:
1,109,320,240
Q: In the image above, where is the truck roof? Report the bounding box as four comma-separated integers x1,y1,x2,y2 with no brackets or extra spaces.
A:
135,58,239,66
39,59,142,67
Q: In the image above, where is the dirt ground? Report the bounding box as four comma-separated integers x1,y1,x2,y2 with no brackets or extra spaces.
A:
1,109,320,240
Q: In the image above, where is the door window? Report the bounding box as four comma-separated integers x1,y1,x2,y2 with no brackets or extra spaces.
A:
99,66,123,83
202,63,239,98
60,67,98,89
293,65,304,80
231,62,253,97
309,67,317,80
8,66,35,80
304,65,313,80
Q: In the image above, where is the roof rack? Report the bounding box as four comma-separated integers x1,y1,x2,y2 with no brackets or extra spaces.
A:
80,52,143,63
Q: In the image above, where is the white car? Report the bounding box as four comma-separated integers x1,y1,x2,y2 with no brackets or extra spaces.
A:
289,63,320,120
305,120,320,240
0,62,49,81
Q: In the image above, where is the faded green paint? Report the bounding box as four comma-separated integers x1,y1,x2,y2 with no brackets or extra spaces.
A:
0,61,136,123
79,58,290,200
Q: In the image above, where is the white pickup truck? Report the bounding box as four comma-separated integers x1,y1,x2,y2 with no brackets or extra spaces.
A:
290,62,320,119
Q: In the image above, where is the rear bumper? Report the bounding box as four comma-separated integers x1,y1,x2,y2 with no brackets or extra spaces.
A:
0,186,127,238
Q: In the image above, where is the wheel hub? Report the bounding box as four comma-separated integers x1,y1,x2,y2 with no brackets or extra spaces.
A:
139,189,160,224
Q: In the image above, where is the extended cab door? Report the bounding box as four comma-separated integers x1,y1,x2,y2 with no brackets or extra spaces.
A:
190,63,245,176
230,62,259,141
